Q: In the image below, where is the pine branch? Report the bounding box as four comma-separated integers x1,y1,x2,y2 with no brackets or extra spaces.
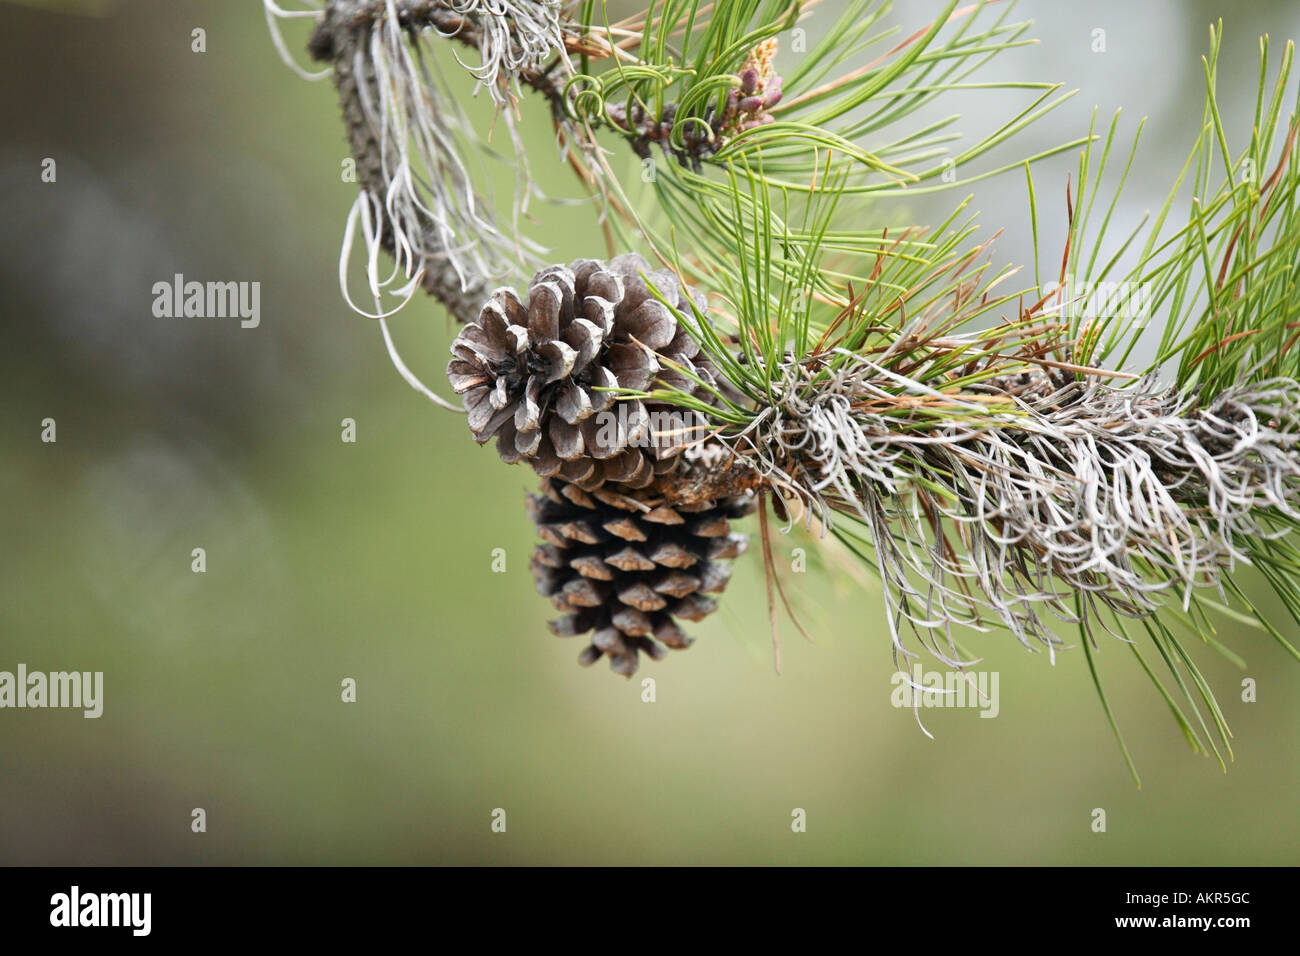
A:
270,2,1300,768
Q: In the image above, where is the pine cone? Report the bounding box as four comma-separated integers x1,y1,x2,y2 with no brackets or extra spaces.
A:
447,254,718,490
528,476,755,677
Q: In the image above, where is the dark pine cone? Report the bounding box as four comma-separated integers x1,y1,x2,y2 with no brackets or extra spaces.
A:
447,254,718,491
529,476,755,677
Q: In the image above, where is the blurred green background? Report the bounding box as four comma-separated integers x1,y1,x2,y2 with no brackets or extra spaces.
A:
1,0,1298,865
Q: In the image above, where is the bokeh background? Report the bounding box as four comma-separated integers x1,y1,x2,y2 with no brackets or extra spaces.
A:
2,0,1298,865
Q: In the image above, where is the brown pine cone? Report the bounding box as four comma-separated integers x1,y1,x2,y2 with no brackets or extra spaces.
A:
446,254,720,490
528,476,755,677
